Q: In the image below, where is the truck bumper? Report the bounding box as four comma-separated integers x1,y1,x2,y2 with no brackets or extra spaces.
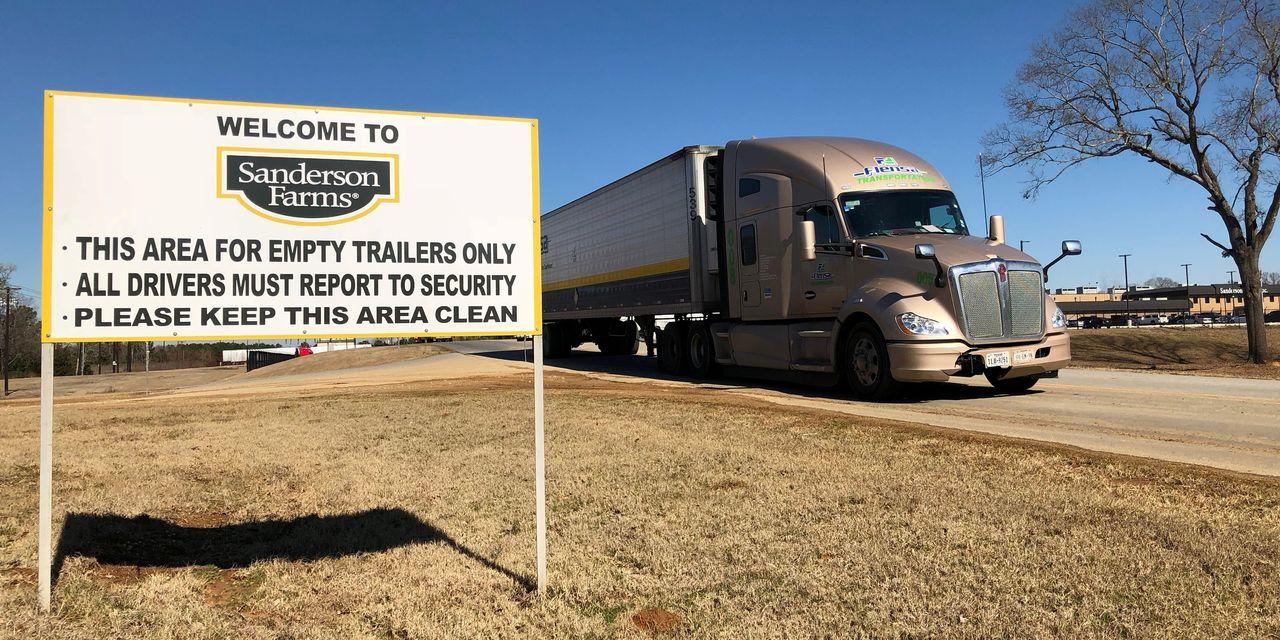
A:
887,332,1071,383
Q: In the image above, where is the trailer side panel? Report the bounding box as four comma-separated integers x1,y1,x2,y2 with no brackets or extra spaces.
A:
542,148,719,320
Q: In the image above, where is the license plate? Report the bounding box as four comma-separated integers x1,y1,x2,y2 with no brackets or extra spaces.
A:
1014,349,1035,364
984,351,1011,368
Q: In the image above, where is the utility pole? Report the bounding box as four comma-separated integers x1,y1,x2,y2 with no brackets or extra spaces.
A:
1227,270,1235,284
3,286,10,397
1118,254,1132,325
977,154,990,231
1181,263,1192,327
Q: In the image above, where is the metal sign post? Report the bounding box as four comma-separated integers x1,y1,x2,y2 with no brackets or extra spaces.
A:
38,343,53,610
532,334,547,592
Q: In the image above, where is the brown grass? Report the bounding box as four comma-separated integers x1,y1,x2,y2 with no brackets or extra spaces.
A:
244,343,450,379
0,372,1277,638
1,366,242,401
1069,326,1280,379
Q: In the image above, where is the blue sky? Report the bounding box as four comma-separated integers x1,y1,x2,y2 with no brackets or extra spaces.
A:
1,0,1274,305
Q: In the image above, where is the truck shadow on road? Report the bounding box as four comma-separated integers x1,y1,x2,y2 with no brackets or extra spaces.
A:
468,347,1043,404
52,507,533,591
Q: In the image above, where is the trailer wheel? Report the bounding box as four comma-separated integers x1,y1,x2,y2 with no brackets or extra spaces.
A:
599,320,639,355
685,321,718,378
839,323,901,400
657,322,687,373
984,370,1039,393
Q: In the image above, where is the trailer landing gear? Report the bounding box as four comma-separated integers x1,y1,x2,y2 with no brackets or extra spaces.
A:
637,315,657,357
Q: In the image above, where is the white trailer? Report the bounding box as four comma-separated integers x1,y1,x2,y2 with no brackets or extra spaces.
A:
541,147,723,319
540,147,723,355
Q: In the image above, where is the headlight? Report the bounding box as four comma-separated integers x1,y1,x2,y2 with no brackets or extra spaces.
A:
1051,307,1066,329
896,312,949,336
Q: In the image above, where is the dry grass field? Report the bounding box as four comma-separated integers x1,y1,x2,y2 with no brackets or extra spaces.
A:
1069,326,1280,379
1,366,243,400
1,356,1278,638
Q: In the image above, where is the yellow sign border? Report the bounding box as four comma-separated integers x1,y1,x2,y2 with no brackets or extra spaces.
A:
216,146,401,227
41,89,542,342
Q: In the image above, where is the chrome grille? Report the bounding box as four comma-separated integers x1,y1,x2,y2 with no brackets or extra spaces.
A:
952,260,1046,342
957,271,1003,338
1008,270,1045,336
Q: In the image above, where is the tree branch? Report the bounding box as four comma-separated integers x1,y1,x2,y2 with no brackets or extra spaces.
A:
1201,232,1234,256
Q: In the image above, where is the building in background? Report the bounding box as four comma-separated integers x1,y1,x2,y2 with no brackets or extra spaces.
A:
1122,284,1279,316
1049,283,1279,322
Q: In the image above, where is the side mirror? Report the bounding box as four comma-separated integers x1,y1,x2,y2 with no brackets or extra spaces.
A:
798,220,817,262
1042,240,1082,282
914,243,946,288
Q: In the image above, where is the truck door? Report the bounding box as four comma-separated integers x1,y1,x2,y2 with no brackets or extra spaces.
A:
797,204,846,316
733,173,789,322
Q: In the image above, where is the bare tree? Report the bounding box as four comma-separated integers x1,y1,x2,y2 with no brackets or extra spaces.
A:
984,0,1279,363
1144,276,1181,287
1263,270,1280,284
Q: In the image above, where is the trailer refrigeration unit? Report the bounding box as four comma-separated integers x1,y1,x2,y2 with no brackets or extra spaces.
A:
540,137,1081,398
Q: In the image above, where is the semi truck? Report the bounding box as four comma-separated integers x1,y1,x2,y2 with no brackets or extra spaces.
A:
539,137,1080,398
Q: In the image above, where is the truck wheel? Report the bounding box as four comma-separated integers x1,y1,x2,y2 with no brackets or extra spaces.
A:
985,370,1039,393
657,322,687,373
840,324,901,400
599,320,639,355
685,321,718,378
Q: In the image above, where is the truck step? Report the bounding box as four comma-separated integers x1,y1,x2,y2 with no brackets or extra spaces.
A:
797,330,832,338
791,362,835,373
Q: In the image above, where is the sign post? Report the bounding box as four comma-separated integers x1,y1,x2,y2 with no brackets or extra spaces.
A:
39,90,542,610
38,343,53,611
533,334,546,592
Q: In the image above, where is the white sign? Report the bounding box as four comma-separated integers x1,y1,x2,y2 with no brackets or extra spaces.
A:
42,91,541,341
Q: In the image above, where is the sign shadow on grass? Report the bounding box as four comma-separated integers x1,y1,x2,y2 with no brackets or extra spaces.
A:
51,507,533,591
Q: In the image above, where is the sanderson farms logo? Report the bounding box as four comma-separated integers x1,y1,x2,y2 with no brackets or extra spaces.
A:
217,147,399,225
853,156,936,185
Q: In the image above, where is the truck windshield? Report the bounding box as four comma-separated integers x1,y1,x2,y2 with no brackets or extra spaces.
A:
839,190,969,238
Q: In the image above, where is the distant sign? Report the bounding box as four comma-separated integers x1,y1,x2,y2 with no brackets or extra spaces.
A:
42,91,540,341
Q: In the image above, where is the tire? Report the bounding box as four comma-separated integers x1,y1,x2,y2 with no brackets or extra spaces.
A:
685,321,719,378
599,320,639,355
839,323,901,400
657,322,687,374
985,370,1039,393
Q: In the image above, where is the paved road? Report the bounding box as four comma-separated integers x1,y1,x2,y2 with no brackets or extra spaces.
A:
448,339,1280,476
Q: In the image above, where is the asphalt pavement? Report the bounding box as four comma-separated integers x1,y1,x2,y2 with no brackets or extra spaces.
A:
447,339,1280,476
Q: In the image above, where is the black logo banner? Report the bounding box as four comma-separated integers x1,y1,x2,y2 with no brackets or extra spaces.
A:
220,151,397,223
